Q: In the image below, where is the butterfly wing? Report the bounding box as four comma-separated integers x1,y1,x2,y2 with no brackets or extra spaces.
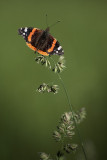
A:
47,34,64,55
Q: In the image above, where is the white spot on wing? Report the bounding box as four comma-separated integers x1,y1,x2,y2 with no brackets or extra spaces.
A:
24,27,28,32
58,46,62,50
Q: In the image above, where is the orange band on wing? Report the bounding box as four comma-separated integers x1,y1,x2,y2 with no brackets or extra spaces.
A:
28,28,37,42
48,39,57,52
26,42,37,51
26,42,49,56
38,50,49,56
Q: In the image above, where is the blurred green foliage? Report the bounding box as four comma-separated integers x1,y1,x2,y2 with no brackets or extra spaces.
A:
0,0,107,160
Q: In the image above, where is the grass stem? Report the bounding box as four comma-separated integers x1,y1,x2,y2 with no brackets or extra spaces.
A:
50,56,88,160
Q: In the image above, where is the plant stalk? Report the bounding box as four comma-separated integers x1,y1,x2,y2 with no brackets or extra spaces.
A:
50,56,88,160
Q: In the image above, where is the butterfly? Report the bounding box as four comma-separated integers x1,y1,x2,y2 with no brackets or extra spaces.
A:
18,27,64,56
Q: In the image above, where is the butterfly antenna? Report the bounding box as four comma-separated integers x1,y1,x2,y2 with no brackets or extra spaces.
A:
49,20,61,28
46,14,48,27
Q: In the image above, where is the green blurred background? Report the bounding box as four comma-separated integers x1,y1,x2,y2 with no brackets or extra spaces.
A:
0,0,107,159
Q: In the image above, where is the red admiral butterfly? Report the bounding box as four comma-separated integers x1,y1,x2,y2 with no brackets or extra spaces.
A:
18,27,64,56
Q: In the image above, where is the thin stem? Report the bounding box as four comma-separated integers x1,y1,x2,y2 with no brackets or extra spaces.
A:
50,56,88,160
